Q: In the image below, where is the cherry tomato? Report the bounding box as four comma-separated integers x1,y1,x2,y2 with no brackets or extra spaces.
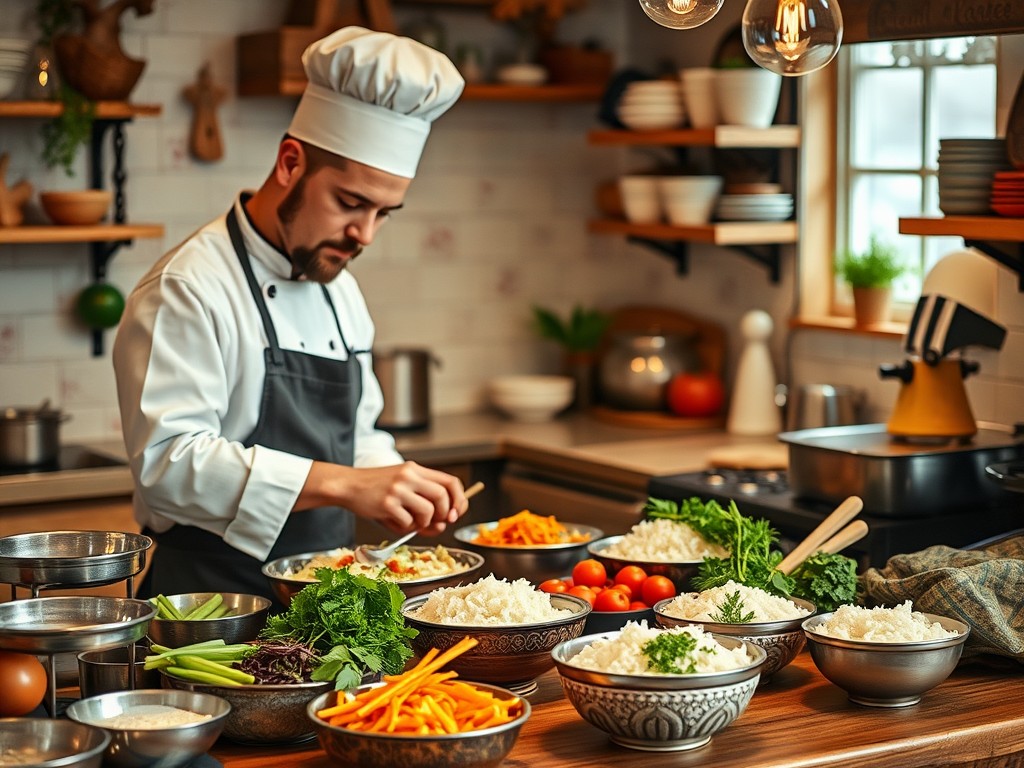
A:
610,583,633,599
613,565,648,595
640,575,677,606
567,585,596,606
629,601,649,611
0,650,47,716
571,559,607,588
593,588,631,612
538,578,568,594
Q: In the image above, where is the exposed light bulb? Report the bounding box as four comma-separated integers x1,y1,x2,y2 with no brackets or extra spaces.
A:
741,0,843,76
637,0,725,30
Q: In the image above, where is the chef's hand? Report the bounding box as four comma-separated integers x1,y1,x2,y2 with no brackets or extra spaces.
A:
299,461,469,535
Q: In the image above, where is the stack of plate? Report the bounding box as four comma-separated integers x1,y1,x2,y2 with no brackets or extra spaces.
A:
0,37,31,99
715,192,794,222
937,138,1011,215
617,80,685,131
991,170,1024,217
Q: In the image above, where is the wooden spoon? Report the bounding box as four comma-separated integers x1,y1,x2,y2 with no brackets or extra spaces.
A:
777,496,863,575
817,519,869,556
353,481,484,565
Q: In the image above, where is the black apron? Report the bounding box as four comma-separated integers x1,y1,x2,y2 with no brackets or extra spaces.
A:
139,208,360,600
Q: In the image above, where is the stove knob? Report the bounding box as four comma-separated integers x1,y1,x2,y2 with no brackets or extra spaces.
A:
738,481,759,495
706,473,726,487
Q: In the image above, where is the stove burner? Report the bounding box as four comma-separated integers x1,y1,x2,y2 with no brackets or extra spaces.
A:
703,468,789,496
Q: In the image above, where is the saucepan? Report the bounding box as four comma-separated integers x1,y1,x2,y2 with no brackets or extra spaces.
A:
0,399,71,467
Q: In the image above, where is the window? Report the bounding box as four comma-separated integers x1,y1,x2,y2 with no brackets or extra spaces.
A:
835,37,998,306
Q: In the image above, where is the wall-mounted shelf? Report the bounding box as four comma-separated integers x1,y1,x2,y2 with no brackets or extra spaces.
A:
0,101,161,119
898,216,1024,291
238,76,604,102
0,224,163,244
588,125,801,148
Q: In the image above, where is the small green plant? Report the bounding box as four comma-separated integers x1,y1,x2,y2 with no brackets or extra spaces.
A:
41,85,95,177
836,236,906,289
532,304,610,353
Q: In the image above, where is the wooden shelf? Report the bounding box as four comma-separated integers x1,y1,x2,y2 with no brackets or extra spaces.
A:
0,224,164,245
238,78,604,102
588,218,798,245
0,101,162,119
588,125,801,149
899,216,1024,240
789,315,906,339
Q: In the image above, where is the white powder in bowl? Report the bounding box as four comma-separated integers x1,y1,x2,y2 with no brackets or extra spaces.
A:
409,574,573,625
661,580,811,623
812,601,960,642
600,518,727,562
94,704,213,730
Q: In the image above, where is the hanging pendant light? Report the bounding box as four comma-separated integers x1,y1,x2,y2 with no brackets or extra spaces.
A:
741,0,844,76
637,0,725,30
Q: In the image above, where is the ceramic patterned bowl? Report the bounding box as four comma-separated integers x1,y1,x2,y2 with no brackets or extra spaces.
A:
587,535,701,593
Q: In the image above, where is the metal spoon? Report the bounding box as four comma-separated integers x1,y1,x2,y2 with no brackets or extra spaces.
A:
353,481,484,565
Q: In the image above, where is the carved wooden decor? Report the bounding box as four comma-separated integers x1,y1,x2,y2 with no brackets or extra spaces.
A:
841,0,1024,44
183,64,226,163
0,153,33,228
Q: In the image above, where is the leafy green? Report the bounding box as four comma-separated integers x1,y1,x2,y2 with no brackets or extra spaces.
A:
788,552,858,612
708,590,756,624
644,496,736,549
261,567,417,691
836,235,907,289
531,304,610,353
41,85,96,177
642,631,703,674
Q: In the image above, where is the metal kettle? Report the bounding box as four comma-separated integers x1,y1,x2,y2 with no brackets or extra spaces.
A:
598,332,698,410
372,348,439,432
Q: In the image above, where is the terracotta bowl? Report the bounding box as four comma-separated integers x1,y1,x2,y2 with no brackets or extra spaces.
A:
40,190,113,226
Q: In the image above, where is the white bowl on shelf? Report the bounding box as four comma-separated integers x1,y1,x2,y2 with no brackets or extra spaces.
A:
659,176,724,225
714,69,782,128
618,175,663,223
489,375,574,422
496,63,548,86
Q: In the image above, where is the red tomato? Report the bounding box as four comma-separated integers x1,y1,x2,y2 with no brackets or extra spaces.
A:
567,585,596,605
666,372,725,418
0,650,47,716
640,575,677,606
629,601,649,611
538,578,568,594
610,583,633,600
593,588,631,612
571,559,607,588
613,565,648,595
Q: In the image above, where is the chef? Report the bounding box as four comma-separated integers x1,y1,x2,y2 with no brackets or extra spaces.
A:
112,27,468,599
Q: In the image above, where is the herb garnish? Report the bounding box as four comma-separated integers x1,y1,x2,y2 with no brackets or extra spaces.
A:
642,631,705,674
708,590,756,623
788,552,858,612
261,566,417,691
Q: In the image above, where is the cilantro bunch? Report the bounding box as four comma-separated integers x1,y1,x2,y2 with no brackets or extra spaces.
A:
261,566,417,691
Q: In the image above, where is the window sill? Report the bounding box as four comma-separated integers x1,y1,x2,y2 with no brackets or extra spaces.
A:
789,316,907,339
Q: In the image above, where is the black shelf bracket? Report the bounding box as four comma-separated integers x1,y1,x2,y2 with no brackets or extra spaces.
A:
629,236,689,275
963,239,1024,292
730,243,782,284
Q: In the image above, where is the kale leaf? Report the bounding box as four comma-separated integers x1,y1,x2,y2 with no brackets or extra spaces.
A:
788,552,858,612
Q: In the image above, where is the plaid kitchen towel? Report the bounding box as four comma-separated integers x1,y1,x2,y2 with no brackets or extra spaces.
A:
858,533,1024,662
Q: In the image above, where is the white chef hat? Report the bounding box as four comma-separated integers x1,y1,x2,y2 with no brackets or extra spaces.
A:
287,27,464,179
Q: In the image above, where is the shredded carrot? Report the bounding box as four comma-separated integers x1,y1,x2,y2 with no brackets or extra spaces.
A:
315,636,524,735
471,509,591,546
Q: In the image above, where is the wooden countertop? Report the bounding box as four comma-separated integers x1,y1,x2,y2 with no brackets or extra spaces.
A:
210,652,1024,767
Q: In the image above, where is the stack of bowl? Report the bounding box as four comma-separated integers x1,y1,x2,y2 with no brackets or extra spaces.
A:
616,80,685,131
658,175,724,226
937,138,1011,215
715,191,794,221
990,170,1024,217
0,38,31,99
488,375,574,422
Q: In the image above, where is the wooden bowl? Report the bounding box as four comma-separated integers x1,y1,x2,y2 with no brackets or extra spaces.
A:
40,190,113,226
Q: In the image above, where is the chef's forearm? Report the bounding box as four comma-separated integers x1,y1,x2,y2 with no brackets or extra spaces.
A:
294,460,355,511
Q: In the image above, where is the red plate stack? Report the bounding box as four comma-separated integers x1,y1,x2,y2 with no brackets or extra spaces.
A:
991,170,1024,217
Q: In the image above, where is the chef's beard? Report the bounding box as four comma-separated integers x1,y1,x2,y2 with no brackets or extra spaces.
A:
278,177,363,284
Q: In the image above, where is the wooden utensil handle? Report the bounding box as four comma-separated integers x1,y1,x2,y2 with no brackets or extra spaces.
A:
818,520,869,555
465,481,485,500
777,496,863,575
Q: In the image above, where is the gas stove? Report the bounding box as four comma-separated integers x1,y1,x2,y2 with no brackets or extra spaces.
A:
0,445,125,476
648,468,1022,569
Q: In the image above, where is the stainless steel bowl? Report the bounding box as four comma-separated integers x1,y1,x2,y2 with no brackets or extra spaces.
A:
0,717,110,768
262,546,484,608
401,592,591,694
654,595,816,682
0,530,152,590
0,596,156,654
453,522,603,583
552,631,766,751
77,645,161,699
66,689,229,768
146,593,270,646
584,605,655,635
307,683,530,768
802,611,970,707
162,673,331,745
587,535,700,592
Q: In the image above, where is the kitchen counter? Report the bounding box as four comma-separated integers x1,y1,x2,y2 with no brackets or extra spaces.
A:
210,651,1024,767
0,412,781,506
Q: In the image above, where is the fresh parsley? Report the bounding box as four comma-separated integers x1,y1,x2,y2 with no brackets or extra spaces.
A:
788,552,858,612
708,590,756,623
261,566,417,691
642,631,705,674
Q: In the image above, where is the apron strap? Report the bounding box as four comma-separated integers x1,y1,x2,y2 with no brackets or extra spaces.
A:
227,207,284,366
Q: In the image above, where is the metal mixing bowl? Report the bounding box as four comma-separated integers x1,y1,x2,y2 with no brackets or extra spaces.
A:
401,592,591,693
0,596,156,654
261,546,484,607
77,645,161,699
146,592,270,646
552,631,766,751
802,611,970,707
654,595,816,683
587,535,701,592
0,530,152,590
66,689,229,768
0,717,110,767
307,682,530,768
452,522,603,583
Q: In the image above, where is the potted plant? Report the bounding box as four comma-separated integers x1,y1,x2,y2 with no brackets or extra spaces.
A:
836,235,907,326
532,304,610,410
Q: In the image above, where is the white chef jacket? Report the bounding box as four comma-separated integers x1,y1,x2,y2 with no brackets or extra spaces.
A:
112,196,403,561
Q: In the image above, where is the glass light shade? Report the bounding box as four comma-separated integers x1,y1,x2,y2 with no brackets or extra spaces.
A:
742,0,843,76
637,0,725,30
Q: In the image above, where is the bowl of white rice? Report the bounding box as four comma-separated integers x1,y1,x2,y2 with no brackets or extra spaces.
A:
401,575,591,695
551,621,766,751
802,601,970,708
587,518,727,591
654,580,815,683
